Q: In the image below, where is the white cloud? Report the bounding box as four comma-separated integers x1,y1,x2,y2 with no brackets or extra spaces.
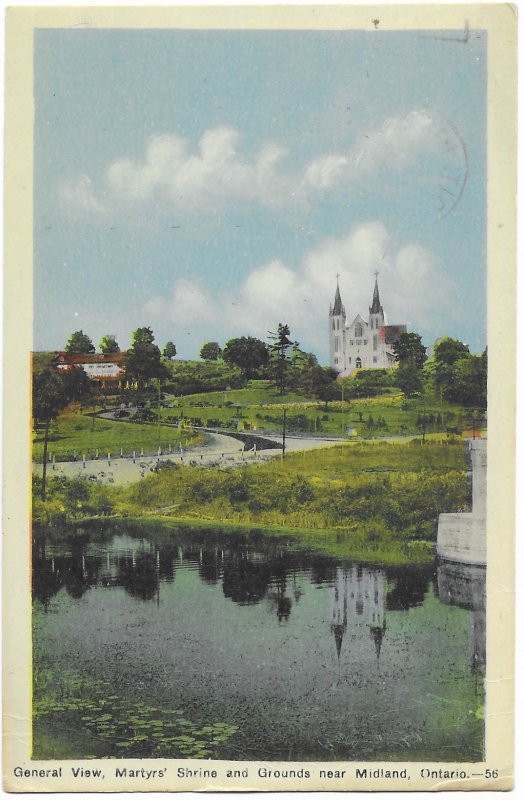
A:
59,109,452,217
143,221,454,358
145,278,215,326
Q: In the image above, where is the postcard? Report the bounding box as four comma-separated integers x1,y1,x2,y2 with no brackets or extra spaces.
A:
3,4,516,793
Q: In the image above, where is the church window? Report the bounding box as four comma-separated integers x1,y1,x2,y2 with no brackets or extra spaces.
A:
332,320,335,330
356,600,364,616
373,356,377,363
337,319,340,330
370,319,374,329
334,337,339,352
334,357,338,364
348,357,351,364
355,323,363,337
350,340,354,346
364,339,368,345
356,357,362,369
373,334,378,350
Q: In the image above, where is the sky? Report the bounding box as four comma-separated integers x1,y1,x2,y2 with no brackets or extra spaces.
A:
34,27,487,361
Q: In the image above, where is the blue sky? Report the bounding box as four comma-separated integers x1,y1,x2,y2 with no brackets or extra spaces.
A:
34,28,486,360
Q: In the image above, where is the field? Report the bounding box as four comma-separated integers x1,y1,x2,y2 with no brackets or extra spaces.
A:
33,404,205,463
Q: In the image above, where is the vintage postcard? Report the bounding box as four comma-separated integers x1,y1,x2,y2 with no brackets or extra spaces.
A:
3,4,516,793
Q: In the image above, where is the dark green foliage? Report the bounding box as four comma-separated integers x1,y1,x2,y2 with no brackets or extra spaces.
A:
200,341,222,361
395,361,423,397
302,365,339,408
32,369,67,427
65,330,95,354
268,323,298,395
342,369,395,399
61,366,92,403
222,337,269,381
163,341,177,360
432,339,486,408
125,327,168,386
393,332,427,369
99,335,120,354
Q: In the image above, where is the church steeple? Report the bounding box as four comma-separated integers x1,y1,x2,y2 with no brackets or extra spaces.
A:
331,278,345,317
369,273,383,315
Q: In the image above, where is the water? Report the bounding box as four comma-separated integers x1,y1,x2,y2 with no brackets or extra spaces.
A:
32,521,485,762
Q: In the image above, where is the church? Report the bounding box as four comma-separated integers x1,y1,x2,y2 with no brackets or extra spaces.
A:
329,276,406,376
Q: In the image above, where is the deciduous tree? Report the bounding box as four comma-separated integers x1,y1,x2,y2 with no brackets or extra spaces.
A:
222,337,269,382
32,369,67,499
125,327,168,386
99,334,120,354
200,341,222,361
65,330,95,354
163,341,177,360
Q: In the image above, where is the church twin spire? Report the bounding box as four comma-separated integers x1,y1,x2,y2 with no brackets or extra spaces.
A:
369,273,383,315
331,274,382,317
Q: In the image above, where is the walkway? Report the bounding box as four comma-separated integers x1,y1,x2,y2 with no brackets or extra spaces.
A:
34,431,344,486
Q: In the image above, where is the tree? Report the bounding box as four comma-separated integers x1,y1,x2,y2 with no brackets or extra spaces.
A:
268,323,298,396
125,326,168,386
222,337,269,382
306,365,339,409
433,337,471,400
395,361,423,397
32,369,67,499
200,341,222,361
163,341,177,360
99,334,120,354
65,330,95,354
61,365,92,403
448,349,487,408
393,332,427,369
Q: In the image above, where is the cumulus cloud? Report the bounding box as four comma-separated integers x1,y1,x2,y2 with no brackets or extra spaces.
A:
59,109,455,217
145,278,215,326
143,221,454,356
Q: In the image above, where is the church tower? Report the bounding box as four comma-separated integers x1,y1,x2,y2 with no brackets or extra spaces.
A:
329,280,346,372
369,274,385,366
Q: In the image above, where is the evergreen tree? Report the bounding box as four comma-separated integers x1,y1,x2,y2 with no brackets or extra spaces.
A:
268,323,298,396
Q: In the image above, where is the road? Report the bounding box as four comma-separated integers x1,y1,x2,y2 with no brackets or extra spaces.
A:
35,430,345,486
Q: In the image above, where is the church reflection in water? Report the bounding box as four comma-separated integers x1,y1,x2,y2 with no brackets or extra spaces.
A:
33,524,485,679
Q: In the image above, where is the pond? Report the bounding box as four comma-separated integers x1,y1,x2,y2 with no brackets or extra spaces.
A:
32,521,485,762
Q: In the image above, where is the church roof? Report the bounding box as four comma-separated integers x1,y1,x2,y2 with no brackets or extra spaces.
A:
370,276,383,315
331,283,344,316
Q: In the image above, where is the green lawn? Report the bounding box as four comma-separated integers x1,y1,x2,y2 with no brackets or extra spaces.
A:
158,387,474,439
33,406,205,463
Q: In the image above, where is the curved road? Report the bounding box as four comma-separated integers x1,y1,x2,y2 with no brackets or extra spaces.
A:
35,429,344,486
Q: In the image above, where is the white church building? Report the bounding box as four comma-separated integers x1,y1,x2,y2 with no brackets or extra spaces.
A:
329,276,406,376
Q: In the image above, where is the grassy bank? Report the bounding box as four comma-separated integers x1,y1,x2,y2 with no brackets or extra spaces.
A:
33,440,469,564
33,404,206,462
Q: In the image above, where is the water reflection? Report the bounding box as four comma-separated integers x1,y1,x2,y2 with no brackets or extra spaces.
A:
437,559,486,676
32,526,486,673
32,523,486,762
33,525,438,629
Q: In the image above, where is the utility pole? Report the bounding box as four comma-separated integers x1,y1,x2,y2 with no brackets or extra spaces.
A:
282,408,287,458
